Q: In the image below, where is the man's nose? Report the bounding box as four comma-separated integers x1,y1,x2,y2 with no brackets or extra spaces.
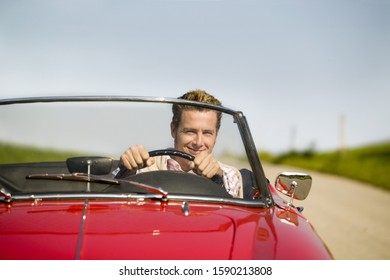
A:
193,132,204,146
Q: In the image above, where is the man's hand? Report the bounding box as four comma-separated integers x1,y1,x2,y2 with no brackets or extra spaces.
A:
119,145,155,171
192,151,223,179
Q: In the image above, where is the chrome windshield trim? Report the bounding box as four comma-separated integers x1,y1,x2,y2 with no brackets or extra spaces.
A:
0,95,239,115
1,193,267,208
0,95,274,207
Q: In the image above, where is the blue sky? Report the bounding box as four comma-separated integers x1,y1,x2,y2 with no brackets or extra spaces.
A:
1,0,389,153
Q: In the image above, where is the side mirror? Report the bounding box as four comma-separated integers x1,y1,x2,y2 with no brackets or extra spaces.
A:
275,172,312,203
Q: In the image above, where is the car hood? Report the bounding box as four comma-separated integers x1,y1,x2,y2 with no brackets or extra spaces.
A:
0,198,333,260
80,200,237,260
0,200,237,260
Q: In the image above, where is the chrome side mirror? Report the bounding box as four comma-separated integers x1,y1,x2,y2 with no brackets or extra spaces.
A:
275,172,312,205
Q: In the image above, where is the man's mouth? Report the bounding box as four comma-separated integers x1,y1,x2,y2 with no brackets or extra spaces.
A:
187,147,204,155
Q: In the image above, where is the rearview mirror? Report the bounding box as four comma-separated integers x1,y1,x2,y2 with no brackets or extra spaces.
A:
275,172,312,201
66,157,113,175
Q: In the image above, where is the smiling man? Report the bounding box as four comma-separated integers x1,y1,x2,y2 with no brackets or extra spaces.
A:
114,90,242,198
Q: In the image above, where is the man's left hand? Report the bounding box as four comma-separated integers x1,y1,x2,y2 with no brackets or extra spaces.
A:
192,151,223,179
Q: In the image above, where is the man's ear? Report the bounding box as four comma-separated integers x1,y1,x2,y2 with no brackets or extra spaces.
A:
170,122,176,138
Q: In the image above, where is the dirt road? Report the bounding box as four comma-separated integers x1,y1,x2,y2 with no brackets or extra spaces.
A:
263,163,390,260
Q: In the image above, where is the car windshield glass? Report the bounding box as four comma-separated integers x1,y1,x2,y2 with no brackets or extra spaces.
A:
0,99,259,201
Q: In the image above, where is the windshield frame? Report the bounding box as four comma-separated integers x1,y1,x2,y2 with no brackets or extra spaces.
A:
0,95,273,207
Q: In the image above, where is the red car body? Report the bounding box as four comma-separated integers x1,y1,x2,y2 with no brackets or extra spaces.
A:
0,96,332,260
0,195,331,260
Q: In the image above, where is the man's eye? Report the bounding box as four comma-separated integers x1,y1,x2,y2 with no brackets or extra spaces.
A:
204,131,214,136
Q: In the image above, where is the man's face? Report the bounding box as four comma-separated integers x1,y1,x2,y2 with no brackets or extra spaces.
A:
171,109,218,157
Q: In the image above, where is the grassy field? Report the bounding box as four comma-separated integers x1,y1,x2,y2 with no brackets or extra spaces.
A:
0,142,83,164
260,141,390,192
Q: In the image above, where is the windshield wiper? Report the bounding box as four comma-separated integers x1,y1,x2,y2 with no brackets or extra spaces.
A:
27,173,120,185
26,173,168,199
1,187,11,201
124,180,168,200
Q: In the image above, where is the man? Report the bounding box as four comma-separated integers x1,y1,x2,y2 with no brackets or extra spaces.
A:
113,90,242,198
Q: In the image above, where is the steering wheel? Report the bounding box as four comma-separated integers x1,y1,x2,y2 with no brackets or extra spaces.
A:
111,149,232,198
149,149,195,161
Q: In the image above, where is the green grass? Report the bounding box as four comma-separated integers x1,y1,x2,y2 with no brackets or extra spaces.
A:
0,142,83,164
262,141,390,192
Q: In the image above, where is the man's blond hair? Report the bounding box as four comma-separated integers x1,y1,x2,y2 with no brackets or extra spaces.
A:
171,90,222,131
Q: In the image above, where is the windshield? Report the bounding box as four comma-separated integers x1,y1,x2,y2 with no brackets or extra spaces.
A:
0,97,267,204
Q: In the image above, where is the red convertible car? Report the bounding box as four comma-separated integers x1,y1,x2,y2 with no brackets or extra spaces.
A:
0,96,332,260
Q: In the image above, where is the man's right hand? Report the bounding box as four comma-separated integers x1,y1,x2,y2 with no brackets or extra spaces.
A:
119,145,155,171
